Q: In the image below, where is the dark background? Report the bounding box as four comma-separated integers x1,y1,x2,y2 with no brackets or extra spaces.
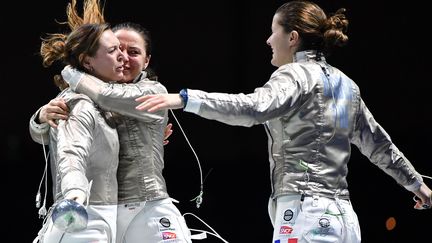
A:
2,0,431,242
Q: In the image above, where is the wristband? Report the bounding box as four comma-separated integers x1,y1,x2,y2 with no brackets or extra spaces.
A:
179,88,188,107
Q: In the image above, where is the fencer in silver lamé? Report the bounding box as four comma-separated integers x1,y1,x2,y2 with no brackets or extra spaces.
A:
183,50,423,200
30,89,120,242
30,90,119,205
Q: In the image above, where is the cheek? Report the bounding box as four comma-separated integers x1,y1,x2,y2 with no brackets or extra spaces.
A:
130,59,146,71
94,60,111,73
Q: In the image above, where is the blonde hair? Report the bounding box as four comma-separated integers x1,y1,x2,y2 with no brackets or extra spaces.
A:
40,0,106,89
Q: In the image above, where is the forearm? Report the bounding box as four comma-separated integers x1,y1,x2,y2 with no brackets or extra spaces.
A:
29,107,50,145
352,100,423,190
185,82,301,127
56,103,93,200
80,77,166,120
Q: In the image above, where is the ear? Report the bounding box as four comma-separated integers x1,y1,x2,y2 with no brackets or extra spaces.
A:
80,54,93,72
143,54,151,70
289,30,300,46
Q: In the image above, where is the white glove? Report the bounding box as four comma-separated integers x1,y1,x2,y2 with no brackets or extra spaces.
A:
61,65,84,91
64,189,86,205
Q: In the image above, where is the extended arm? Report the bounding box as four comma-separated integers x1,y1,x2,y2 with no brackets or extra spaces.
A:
62,66,166,123
136,67,304,127
352,99,431,209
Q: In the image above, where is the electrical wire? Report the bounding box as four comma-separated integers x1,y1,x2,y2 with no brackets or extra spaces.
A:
169,109,204,208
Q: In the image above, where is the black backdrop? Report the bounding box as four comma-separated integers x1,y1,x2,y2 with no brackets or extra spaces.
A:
2,0,431,242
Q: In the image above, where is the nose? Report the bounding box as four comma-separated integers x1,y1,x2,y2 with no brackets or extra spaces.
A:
266,37,271,46
118,51,128,63
121,49,129,62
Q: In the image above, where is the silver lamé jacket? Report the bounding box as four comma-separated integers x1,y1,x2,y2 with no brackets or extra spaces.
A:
184,50,423,200
30,89,119,205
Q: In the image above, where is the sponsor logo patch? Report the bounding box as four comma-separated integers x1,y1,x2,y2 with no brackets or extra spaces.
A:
279,225,293,235
319,218,330,228
160,217,171,228
283,209,294,221
162,231,177,240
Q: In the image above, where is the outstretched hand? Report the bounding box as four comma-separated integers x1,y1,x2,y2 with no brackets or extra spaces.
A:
135,94,184,112
39,98,69,128
413,182,432,210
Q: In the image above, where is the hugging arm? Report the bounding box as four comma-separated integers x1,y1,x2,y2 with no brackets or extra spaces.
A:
62,66,166,123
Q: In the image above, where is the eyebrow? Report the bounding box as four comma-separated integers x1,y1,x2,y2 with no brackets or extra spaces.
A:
127,46,143,50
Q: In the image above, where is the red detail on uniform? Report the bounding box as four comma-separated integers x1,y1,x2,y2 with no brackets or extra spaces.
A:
162,232,177,240
279,226,293,234
288,238,298,243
